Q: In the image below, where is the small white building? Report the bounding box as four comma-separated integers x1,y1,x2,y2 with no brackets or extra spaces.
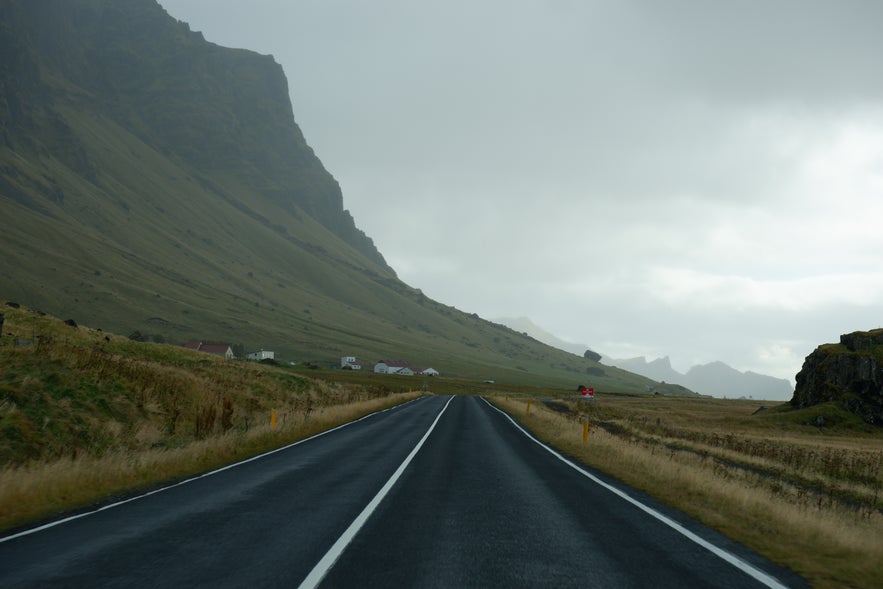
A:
341,356,362,370
247,349,275,361
374,359,413,375
374,360,439,376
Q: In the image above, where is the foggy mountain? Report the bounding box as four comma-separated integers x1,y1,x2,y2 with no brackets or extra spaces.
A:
495,317,793,400
606,357,794,401
0,0,687,393
492,317,588,356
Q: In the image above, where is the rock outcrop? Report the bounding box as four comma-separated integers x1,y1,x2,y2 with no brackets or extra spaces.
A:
583,349,602,362
791,329,883,424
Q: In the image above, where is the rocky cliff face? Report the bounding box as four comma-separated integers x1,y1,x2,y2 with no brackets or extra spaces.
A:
0,0,390,272
791,329,883,425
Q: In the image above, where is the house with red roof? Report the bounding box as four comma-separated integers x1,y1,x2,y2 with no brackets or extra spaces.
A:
184,340,234,360
374,359,413,375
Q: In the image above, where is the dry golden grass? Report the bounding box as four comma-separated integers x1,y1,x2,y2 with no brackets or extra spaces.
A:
491,395,883,589
2,306,430,533
0,392,420,532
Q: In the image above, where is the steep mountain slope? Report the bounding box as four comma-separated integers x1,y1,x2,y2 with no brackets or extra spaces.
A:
492,316,590,356
0,0,676,392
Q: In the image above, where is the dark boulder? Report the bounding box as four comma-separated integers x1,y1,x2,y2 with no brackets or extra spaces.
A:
791,329,883,425
583,349,602,362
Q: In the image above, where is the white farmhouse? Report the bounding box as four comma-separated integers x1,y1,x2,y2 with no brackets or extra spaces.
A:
246,349,275,361
341,356,362,370
374,359,439,376
374,359,414,375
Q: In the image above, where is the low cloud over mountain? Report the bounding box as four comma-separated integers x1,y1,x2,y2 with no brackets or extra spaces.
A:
496,317,794,400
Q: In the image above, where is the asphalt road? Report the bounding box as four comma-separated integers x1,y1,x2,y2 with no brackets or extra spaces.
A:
0,395,806,588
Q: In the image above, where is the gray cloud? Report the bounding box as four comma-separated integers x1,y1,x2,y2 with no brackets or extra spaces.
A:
159,0,883,390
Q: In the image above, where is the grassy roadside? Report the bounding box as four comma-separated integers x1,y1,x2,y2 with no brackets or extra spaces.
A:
0,304,422,532
489,395,883,589
4,300,882,587
0,391,419,532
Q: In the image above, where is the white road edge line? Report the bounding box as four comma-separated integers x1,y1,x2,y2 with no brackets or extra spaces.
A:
0,396,427,544
481,397,790,589
297,395,455,589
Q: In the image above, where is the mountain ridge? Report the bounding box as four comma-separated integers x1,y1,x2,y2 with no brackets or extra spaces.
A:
494,316,793,399
1,0,389,270
0,0,690,393
600,356,793,400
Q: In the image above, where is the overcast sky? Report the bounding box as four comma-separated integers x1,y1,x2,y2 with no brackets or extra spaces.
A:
159,0,883,387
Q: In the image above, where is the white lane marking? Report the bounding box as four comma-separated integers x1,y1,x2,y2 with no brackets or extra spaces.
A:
0,396,428,544
481,397,790,589
298,395,455,589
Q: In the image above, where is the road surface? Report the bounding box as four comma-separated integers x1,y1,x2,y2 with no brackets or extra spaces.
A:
0,395,806,588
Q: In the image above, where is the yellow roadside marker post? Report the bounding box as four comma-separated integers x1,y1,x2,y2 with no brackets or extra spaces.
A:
526,399,532,414
583,420,589,443
270,409,278,428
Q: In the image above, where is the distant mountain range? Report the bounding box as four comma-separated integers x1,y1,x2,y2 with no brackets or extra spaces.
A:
603,356,793,401
494,317,794,400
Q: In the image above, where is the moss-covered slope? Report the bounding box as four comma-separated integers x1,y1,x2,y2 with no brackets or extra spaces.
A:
0,0,685,392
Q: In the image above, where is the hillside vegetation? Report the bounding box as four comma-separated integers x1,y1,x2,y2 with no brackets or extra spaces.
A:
0,0,681,393
0,302,422,529
0,302,672,531
3,303,882,587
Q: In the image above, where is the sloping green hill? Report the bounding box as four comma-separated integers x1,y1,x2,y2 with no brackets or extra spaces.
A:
0,0,689,394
